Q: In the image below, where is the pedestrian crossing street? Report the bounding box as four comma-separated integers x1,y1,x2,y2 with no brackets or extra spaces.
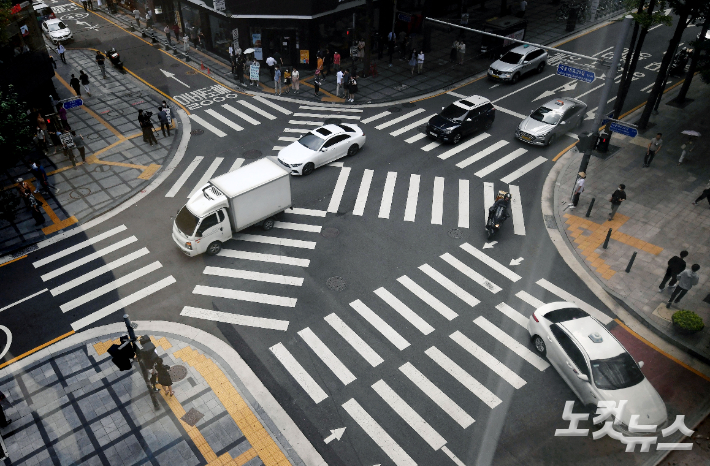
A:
179,207,327,331
260,243,611,466
31,224,176,332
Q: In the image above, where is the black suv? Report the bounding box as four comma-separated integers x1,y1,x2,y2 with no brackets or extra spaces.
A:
426,96,496,144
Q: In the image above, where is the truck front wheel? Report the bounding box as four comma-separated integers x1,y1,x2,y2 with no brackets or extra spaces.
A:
262,218,275,230
206,241,222,255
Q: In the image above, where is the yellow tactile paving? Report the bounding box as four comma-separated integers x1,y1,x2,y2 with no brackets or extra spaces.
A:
563,212,663,280
159,387,219,463
149,336,172,351
173,346,292,466
93,338,121,356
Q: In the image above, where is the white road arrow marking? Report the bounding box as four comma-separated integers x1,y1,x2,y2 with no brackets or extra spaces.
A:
324,427,346,444
482,241,497,249
509,257,524,266
160,69,190,88
533,80,578,102
532,89,556,102
490,84,500,89
74,20,91,26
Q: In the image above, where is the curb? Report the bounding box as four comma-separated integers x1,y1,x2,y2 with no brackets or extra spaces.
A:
0,321,326,466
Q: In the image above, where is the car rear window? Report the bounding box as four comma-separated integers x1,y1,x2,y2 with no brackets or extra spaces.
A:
544,308,588,323
298,133,324,151
530,107,562,125
500,52,523,64
337,124,355,133
591,353,644,390
441,104,467,120
175,205,198,236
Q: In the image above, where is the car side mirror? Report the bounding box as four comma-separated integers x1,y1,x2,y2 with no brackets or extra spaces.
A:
466,118,471,121
577,373,589,382
560,121,566,125
638,361,644,368
523,60,529,64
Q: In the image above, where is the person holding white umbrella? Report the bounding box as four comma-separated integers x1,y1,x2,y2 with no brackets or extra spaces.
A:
678,130,700,165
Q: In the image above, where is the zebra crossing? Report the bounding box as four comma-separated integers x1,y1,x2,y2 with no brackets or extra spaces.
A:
266,242,609,465
325,167,526,234
31,224,176,331
186,95,292,138
179,208,327,332
272,105,364,151
359,107,548,184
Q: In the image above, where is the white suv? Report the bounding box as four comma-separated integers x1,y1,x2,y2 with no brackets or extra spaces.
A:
488,44,548,84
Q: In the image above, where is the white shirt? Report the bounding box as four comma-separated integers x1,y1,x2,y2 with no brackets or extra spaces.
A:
266,57,277,66
336,70,343,84
459,43,466,53
574,178,585,194
292,70,299,80
520,0,527,10
417,52,424,63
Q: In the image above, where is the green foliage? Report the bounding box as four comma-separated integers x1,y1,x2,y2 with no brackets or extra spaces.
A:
625,0,673,29
0,86,33,171
672,310,705,332
0,0,15,45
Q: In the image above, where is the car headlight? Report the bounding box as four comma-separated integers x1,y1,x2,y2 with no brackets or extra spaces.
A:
185,242,192,250
291,163,302,167
443,127,454,134
501,72,511,77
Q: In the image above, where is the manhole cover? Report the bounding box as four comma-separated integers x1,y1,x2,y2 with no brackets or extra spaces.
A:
327,276,346,291
387,106,402,113
402,102,416,108
169,364,188,382
87,133,100,140
190,129,204,135
324,118,342,125
448,228,463,239
180,408,204,427
242,149,262,159
321,227,339,238
69,187,91,199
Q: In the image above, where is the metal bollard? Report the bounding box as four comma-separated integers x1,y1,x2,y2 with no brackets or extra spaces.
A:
602,228,612,249
585,197,595,218
625,252,637,273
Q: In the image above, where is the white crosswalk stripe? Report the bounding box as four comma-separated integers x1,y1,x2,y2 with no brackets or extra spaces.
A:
483,182,495,224
403,174,419,222
299,106,363,112
495,303,528,328
34,225,127,268
285,207,327,217
271,343,328,403
41,237,138,281
473,316,550,371
397,275,458,321
419,264,480,307
516,290,545,308
431,177,444,225
217,249,310,267
166,156,204,198
501,157,547,184
188,114,227,137
390,116,431,137
508,184,526,236
237,100,277,120
374,287,434,335
293,112,361,120
328,167,351,213
288,120,323,126
378,172,397,219
298,328,357,385
450,331,527,389
399,362,475,428
421,140,441,152
188,157,223,198
342,399,416,466
233,233,316,249
222,104,260,125
283,128,310,133
204,109,243,132
456,141,509,169
426,346,502,409
375,109,426,130
438,133,490,160
353,169,374,216
350,299,410,350
440,253,501,294
273,221,322,233
182,306,289,331
361,111,391,124
372,380,447,450
229,158,244,172
203,266,303,286
324,313,384,367
459,243,522,282
474,148,526,178
253,96,292,115
458,180,469,229
194,285,297,307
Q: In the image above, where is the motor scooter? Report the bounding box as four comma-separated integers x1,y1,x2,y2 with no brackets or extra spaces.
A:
669,47,691,76
105,47,124,72
485,191,510,240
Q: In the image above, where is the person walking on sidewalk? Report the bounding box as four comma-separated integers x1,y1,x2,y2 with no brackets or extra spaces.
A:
274,66,282,95
336,69,343,98
71,131,86,162
644,133,662,167
172,24,180,40
138,109,157,146
31,162,58,193
82,0,88,11
61,133,77,167
291,66,299,93
164,25,172,45
79,70,91,96
155,358,175,396
87,0,93,10
160,100,172,126
236,54,246,85
409,50,417,75
70,74,81,96
571,172,586,208
348,74,358,103
451,40,459,63
659,250,688,292
334,50,341,72
95,51,106,79
133,9,140,27
608,184,626,221
313,70,321,96
417,50,425,74
57,43,66,64
283,68,291,93
692,180,710,207
342,69,350,101
182,33,190,54
666,264,700,308
458,41,466,65
31,200,45,226
57,104,70,130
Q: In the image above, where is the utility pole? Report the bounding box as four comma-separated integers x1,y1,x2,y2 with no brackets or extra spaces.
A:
579,15,633,174
123,314,161,410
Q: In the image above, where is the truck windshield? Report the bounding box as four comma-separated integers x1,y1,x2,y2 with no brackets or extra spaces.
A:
298,133,324,151
175,205,199,236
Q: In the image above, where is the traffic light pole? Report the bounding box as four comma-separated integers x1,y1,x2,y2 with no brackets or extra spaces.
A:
123,314,161,411
579,15,633,174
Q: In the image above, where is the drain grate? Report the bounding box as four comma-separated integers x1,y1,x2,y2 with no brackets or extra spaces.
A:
190,129,204,135
181,408,204,427
169,365,188,382
402,102,416,108
327,276,346,291
324,118,342,125
448,228,463,239
242,149,262,159
321,227,339,238
387,106,402,113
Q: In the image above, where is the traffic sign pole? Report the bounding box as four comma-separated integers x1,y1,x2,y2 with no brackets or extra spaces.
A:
579,15,633,174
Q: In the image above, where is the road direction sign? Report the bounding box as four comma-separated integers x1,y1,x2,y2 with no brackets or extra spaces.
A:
556,64,595,83
63,98,83,110
397,12,411,22
609,122,638,138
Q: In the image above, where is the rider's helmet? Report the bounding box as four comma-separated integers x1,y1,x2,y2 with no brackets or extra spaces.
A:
504,193,512,201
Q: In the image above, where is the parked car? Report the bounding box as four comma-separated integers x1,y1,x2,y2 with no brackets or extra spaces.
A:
33,1,55,23
516,97,586,146
488,44,548,84
278,123,365,176
426,95,495,144
528,302,668,432
42,19,72,44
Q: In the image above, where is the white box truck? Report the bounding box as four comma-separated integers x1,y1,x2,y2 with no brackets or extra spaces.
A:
172,157,292,256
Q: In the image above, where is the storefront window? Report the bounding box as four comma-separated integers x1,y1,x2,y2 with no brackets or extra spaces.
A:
181,3,201,41
209,15,231,56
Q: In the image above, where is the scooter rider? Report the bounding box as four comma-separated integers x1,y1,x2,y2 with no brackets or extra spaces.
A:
488,192,511,226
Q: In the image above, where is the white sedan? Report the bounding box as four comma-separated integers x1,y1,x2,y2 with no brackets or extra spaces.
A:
42,19,72,44
277,123,365,176
528,302,668,432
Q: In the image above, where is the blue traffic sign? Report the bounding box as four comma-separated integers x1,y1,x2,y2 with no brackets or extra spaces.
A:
609,121,637,138
397,12,411,22
556,64,595,83
63,98,83,110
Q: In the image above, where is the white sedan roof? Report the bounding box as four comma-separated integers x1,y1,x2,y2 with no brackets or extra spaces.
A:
453,95,490,110
560,316,625,360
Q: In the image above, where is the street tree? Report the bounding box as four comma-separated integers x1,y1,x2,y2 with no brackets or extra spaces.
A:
0,85,34,172
637,0,710,130
362,0,374,78
672,18,709,103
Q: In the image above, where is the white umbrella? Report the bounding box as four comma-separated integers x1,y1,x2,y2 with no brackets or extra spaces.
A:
682,130,701,137
243,48,255,54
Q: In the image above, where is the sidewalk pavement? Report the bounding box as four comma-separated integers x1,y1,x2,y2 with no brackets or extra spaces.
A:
554,77,710,362
95,0,626,104
0,48,181,256
0,321,320,466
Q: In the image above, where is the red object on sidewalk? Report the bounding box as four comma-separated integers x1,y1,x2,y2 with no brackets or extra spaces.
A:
207,68,211,75
201,61,205,70
370,62,378,77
